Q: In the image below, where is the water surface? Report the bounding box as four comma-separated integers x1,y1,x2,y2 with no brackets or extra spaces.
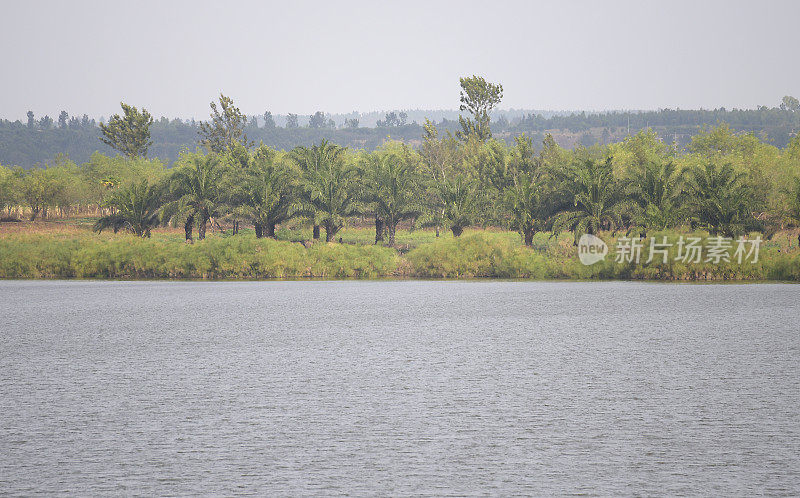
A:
1,281,799,495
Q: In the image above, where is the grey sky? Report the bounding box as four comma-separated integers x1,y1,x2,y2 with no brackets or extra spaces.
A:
2,0,798,120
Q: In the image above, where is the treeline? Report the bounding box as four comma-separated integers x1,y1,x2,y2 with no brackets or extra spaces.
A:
2,95,798,168
3,124,800,248
2,78,800,249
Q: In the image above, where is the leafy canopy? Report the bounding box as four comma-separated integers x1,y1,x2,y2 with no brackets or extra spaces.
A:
99,102,153,158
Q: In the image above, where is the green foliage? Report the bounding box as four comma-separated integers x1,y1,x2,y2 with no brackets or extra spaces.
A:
167,154,225,240
362,143,422,244
505,171,562,246
435,174,482,237
237,145,296,237
786,177,800,226
81,152,166,206
0,233,400,279
456,75,503,142
20,166,70,220
552,157,625,243
406,232,553,278
6,100,800,168
1,228,798,281
780,95,800,112
99,102,153,158
292,140,359,242
94,179,164,237
609,129,672,177
0,164,22,214
198,93,252,153
625,160,685,232
685,163,761,237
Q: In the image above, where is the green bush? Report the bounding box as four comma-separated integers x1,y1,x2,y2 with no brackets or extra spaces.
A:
1,229,798,281
0,233,400,279
406,232,550,278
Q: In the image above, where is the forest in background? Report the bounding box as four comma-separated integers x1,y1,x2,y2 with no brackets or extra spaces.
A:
2,95,799,168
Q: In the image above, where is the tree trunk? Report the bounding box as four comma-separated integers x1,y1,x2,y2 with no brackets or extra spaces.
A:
524,229,534,247
325,226,334,242
184,214,194,242
388,224,396,246
451,225,463,237
435,225,440,237
313,225,320,240
29,207,38,221
254,222,263,238
266,222,276,238
198,214,208,240
797,232,799,250
374,216,384,244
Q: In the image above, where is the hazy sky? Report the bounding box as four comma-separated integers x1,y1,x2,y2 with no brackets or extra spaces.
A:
2,0,798,120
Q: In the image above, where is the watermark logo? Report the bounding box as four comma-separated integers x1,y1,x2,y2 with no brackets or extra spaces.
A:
578,234,761,266
578,234,608,265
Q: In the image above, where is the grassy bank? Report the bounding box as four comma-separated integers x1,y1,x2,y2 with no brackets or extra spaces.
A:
1,223,799,280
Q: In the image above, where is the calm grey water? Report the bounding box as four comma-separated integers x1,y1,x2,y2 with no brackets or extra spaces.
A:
1,280,799,496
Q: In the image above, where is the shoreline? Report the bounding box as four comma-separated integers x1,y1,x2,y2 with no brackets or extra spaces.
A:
2,227,799,282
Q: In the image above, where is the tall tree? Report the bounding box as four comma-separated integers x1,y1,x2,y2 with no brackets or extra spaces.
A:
292,140,358,242
419,119,462,236
291,139,342,239
780,95,800,112
262,111,276,129
309,111,327,129
238,145,296,238
99,102,154,158
552,158,626,244
685,163,761,237
39,115,53,130
168,155,224,241
58,111,69,129
363,147,422,245
505,167,564,247
198,93,252,153
20,167,66,221
285,113,299,129
456,75,503,141
626,160,686,233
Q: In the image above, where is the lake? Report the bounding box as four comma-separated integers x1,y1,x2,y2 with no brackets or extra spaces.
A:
1,280,799,495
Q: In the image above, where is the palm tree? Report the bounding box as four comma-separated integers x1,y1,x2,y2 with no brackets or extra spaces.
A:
685,163,760,237
290,140,347,240
167,154,224,241
294,141,360,242
436,174,481,237
552,157,625,244
93,179,163,237
626,160,686,233
363,152,422,245
505,172,563,246
239,148,296,238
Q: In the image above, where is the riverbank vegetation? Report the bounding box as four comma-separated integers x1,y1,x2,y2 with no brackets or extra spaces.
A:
1,226,799,280
1,77,800,280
